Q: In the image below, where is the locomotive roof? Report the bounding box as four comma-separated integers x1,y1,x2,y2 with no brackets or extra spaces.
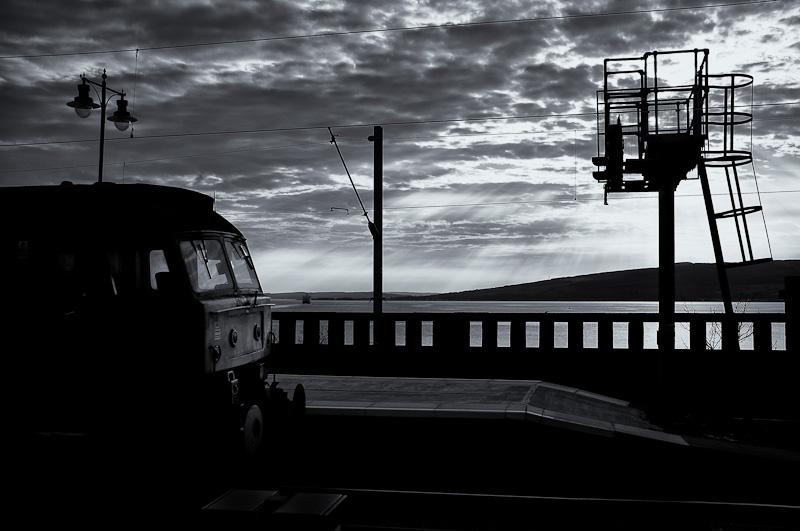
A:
1,182,242,238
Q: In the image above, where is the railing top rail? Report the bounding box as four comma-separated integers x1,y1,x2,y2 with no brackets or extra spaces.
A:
272,311,785,322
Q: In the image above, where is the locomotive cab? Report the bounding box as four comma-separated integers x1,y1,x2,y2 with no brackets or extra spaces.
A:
2,182,302,457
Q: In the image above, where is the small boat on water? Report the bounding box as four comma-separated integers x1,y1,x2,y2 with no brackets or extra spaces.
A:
302,293,312,304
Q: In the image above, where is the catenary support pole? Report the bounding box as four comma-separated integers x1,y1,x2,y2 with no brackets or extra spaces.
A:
658,178,675,363
368,126,383,345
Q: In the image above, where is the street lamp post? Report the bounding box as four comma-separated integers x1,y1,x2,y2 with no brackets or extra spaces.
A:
67,69,137,183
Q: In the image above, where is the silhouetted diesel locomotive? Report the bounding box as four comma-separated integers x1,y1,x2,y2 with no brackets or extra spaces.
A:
3,181,303,457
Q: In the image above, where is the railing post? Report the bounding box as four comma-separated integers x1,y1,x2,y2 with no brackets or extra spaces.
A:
690,317,706,352
510,319,526,353
328,317,344,347
279,317,295,347
539,318,554,351
381,318,395,350
354,316,370,348
434,316,469,354
303,318,320,350
753,319,772,352
406,317,421,350
568,318,583,351
482,319,498,350
628,318,644,351
721,317,739,351
598,318,613,352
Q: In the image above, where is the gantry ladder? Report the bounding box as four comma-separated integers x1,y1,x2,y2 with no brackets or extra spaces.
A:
698,72,772,314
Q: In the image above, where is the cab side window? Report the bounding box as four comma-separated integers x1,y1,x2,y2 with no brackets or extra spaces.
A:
148,249,170,290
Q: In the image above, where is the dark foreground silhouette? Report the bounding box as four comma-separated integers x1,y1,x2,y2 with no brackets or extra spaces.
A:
3,183,798,528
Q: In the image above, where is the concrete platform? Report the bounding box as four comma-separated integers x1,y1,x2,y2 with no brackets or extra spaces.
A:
274,374,800,460
274,375,685,443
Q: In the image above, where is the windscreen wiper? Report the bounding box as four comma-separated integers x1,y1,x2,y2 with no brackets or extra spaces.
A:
191,239,213,280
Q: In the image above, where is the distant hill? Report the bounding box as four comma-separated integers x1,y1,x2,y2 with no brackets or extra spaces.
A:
410,260,799,302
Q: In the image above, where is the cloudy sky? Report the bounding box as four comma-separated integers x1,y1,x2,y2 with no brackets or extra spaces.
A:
1,0,798,293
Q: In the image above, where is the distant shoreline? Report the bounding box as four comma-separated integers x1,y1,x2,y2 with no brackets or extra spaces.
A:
270,260,798,303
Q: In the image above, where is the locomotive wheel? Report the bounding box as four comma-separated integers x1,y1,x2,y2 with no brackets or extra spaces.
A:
241,403,264,457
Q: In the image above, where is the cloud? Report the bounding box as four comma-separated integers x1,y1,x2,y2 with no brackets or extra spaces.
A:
0,0,798,291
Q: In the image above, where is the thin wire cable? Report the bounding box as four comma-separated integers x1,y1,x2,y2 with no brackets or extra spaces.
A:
0,110,595,148
348,112,800,142
750,160,774,258
1,111,796,173
1,108,796,175
0,118,787,171
223,187,800,218
328,127,369,217
0,0,779,60
0,141,328,173
2,101,798,149
314,189,800,212
0,110,793,157
749,81,773,257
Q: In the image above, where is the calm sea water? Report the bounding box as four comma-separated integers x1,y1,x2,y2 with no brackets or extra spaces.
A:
270,300,785,350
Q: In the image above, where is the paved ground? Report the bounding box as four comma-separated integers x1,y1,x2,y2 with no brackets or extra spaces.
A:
274,374,690,445
273,373,800,462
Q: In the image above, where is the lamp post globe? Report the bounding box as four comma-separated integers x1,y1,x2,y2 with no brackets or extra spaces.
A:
66,80,99,118
74,107,93,119
107,96,138,132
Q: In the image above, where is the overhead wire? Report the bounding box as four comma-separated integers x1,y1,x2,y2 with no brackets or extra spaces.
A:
1,100,796,177
0,141,330,173
0,110,598,148
0,0,780,60
1,101,797,149
236,189,800,217
0,110,797,175
381,189,800,210
750,82,774,258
